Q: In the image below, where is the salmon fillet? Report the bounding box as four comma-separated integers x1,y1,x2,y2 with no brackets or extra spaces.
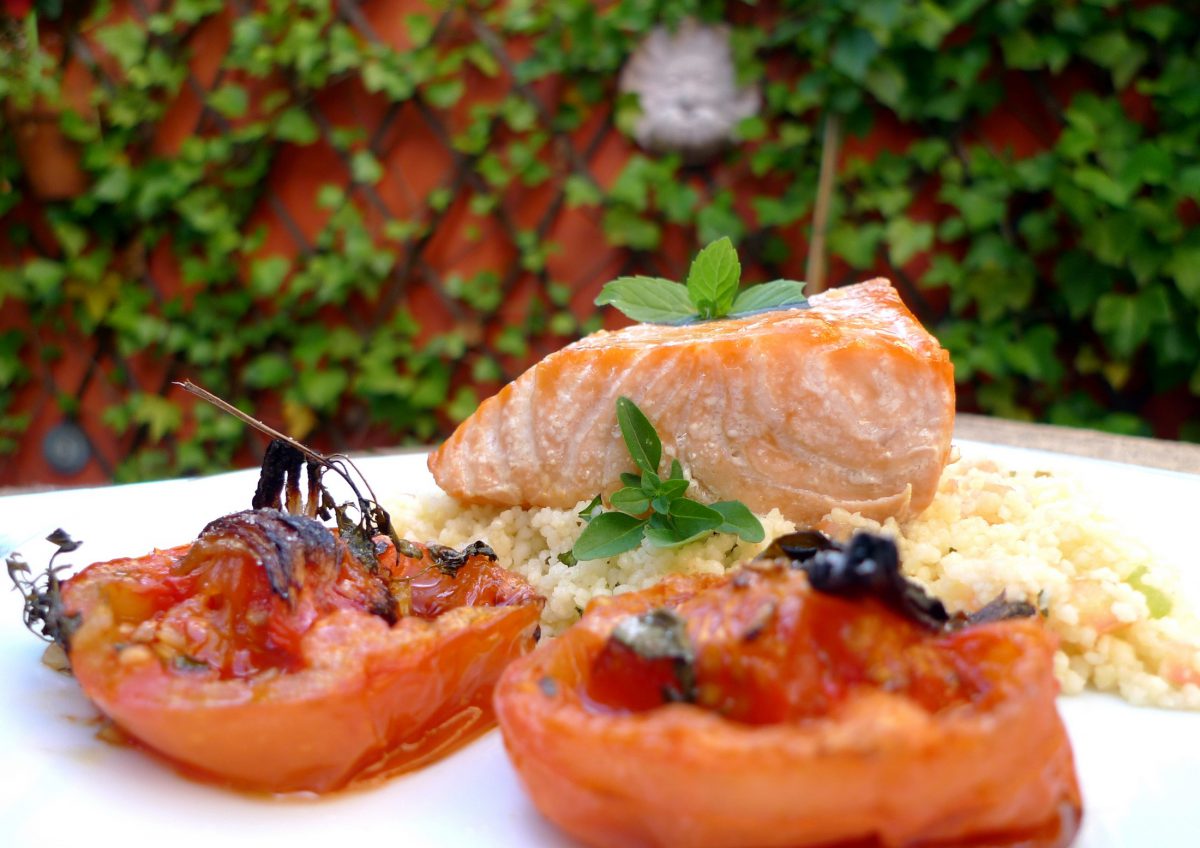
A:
428,279,955,526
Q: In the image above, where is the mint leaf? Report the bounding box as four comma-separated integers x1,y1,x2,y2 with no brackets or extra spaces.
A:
617,396,661,476
640,468,661,495
595,240,806,324
620,471,642,488
685,237,740,319
709,501,766,543
669,458,684,480
595,276,695,324
610,486,650,514
730,279,808,316
573,511,647,560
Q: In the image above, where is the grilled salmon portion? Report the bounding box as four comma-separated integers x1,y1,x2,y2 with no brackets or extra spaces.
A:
429,279,954,526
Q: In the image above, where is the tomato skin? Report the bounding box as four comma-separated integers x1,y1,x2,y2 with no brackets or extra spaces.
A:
62,516,543,793
495,567,1081,848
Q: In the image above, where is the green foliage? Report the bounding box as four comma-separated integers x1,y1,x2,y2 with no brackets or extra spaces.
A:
1,0,1197,481
571,396,764,561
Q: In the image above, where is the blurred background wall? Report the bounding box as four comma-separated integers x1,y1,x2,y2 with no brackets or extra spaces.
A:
1,0,1197,486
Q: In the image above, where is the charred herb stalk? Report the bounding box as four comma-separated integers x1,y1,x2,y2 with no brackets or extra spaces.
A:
176,380,423,570
7,529,83,656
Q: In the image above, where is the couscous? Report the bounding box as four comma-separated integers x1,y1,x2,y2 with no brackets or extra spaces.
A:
387,454,1200,709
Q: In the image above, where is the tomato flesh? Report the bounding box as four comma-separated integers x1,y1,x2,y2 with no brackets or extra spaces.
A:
62,511,543,793
588,579,1003,723
496,564,1082,848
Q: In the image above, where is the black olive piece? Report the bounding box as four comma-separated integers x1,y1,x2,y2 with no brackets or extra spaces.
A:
756,530,840,563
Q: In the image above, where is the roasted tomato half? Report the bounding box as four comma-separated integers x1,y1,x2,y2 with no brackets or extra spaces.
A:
495,561,1081,848
61,509,543,793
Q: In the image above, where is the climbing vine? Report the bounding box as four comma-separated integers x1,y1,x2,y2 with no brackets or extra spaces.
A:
0,0,1197,482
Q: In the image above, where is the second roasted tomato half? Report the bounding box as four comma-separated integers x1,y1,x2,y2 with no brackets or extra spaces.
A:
495,559,1081,848
62,509,543,793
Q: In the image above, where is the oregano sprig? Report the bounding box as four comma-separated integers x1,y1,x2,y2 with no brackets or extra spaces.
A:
595,238,808,325
571,397,765,562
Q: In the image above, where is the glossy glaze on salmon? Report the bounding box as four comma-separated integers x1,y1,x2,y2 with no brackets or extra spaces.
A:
429,279,955,526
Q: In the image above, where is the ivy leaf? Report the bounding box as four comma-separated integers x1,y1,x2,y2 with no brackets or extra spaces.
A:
350,151,384,185
425,78,465,109
602,207,661,250
685,237,741,319
405,13,434,45
94,20,145,69
730,279,808,316
1093,290,1170,359
1166,245,1200,306
886,218,934,266
208,84,249,119
274,108,319,145
563,174,602,208
249,256,290,297
595,277,695,324
616,396,661,475
709,501,765,543
572,511,647,560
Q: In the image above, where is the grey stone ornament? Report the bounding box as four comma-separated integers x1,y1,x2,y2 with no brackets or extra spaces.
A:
43,420,91,476
619,18,760,164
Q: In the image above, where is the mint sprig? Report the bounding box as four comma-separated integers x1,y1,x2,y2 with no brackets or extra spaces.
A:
594,238,808,325
571,396,765,562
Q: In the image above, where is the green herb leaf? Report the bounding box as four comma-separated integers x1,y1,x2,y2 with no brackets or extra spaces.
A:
594,276,695,324
620,472,642,488
667,498,724,539
709,501,766,543
610,486,650,514
644,522,715,549
596,241,810,325
730,279,808,316
573,511,647,560
616,396,661,475
668,459,685,481
579,495,604,523
640,468,661,495
656,477,689,504
686,237,741,319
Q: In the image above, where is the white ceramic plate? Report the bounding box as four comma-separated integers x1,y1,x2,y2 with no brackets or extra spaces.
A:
1,442,1196,847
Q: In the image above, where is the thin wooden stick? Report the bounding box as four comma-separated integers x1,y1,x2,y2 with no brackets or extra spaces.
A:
806,112,842,294
174,380,326,465
175,380,389,515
